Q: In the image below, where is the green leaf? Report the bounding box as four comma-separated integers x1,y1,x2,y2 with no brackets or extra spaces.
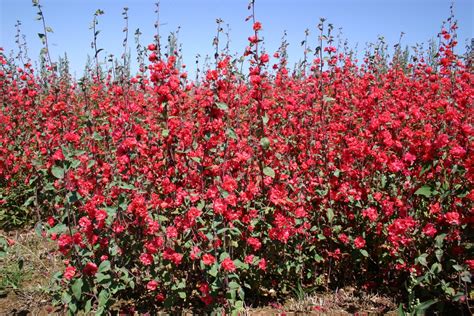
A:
262,115,269,125
260,137,270,150
435,233,446,248
461,271,471,283
420,164,432,176
360,249,369,257
323,95,335,102
161,129,169,137
263,166,275,178
452,264,464,271
92,132,103,140
49,224,67,234
105,206,117,218
234,259,249,270
209,264,218,277
178,291,186,299
398,303,406,316
69,301,77,313
51,165,64,179
226,128,238,140
118,182,135,190
70,159,81,168
414,299,438,313
96,273,110,283
96,306,105,316
216,102,229,111
71,278,83,300
197,200,205,211
417,253,428,267
431,263,442,274
68,191,81,204
87,160,96,168
435,249,443,262
326,208,334,223
190,156,201,163
234,300,244,311
98,289,109,307
84,299,92,313
219,252,230,262
61,291,72,304
381,175,387,188
228,281,240,290
415,185,432,197
98,260,111,273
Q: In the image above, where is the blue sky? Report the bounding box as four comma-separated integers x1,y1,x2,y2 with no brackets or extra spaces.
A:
1,0,473,76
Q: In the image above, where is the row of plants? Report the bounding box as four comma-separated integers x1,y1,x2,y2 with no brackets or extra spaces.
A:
0,0,472,314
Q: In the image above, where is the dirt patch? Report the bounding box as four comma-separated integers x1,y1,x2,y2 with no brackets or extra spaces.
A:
247,288,397,315
0,230,60,315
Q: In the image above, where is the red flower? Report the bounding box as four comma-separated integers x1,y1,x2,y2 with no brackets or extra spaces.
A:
445,212,460,225
200,294,213,305
338,233,349,244
260,54,269,63
222,175,238,192
450,145,466,158
354,236,366,249
466,260,474,271
79,216,92,229
156,293,166,302
52,149,65,161
172,253,183,265
147,280,158,291
430,202,441,215
248,35,259,44
95,210,108,222
149,52,158,62
362,207,378,222
221,257,236,272
202,254,216,265
247,237,262,251
186,207,202,221
245,255,255,264
198,282,209,294
140,253,153,266
166,226,178,239
422,223,437,238
64,266,76,280
47,217,55,227
253,21,262,31
83,262,98,276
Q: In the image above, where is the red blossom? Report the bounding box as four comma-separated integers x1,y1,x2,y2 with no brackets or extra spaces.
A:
140,253,153,266
354,236,366,249
202,254,216,265
147,280,158,291
64,266,76,280
83,262,98,276
253,21,262,31
221,257,236,272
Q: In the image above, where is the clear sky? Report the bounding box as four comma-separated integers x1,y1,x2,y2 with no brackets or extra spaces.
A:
1,0,473,77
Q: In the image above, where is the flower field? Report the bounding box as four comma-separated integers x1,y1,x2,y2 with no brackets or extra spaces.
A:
0,1,473,314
